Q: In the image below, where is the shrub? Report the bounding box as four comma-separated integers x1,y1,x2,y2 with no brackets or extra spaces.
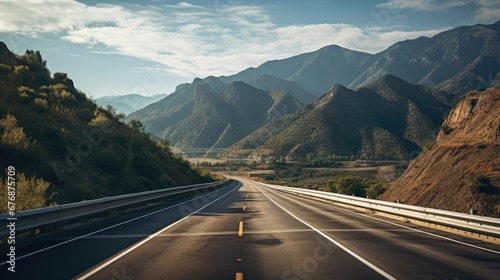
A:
0,114,31,151
441,124,454,135
327,176,367,197
0,172,56,213
34,98,49,108
90,109,110,126
366,182,389,198
471,175,492,193
0,63,11,75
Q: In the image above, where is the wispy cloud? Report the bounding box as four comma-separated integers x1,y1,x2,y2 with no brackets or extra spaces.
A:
0,0,448,78
474,0,500,20
377,0,500,23
376,0,470,11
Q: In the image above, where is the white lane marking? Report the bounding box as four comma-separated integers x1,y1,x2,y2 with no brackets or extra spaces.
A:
255,181,500,256
77,182,241,279
252,182,397,280
322,199,500,255
0,181,237,267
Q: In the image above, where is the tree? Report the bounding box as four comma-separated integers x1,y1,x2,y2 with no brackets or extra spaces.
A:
0,114,31,151
14,65,37,88
328,176,367,197
53,72,68,84
19,50,50,77
19,50,51,86
366,182,389,198
0,172,56,212
129,119,145,133
106,105,117,117
156,139,173,156
103,105,125,120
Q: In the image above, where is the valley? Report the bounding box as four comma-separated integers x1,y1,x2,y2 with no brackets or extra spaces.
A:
111,20,500,217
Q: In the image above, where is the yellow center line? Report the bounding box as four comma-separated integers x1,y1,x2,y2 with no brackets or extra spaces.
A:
238,221,244,236
242,205,246,211
235,272,243,280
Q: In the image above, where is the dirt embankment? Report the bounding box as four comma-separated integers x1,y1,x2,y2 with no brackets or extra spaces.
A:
380,88,500,217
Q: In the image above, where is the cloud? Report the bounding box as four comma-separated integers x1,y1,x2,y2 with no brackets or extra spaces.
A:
474,0,500,20
0,0,447,79
172,2,203,9
274,24,447,56
376,0,470,11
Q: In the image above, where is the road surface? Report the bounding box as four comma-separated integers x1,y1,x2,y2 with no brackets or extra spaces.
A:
1,177,499,279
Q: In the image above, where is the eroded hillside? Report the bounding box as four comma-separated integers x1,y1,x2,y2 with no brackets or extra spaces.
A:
380,88,500,217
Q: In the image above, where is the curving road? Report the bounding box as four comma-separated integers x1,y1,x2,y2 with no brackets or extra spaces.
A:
1,177,499,279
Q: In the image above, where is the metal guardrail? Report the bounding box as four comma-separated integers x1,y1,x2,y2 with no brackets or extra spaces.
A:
1,180,231,238
259,182,500,238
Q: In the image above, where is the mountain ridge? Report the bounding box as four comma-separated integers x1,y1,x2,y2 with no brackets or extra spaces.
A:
96,93,167,115
218,21,499,97
130,21,497,154
127,77,304,148
225,75,452,160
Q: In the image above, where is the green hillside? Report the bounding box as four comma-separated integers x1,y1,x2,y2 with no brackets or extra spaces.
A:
0,42,216,210
127,78,304,149
225,75,452,162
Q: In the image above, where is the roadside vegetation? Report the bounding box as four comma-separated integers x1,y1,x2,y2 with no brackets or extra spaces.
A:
0,46,219,211
192,158,400,198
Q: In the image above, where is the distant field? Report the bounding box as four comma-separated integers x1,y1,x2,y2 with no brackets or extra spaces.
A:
184,158,228,164
188,158,407,189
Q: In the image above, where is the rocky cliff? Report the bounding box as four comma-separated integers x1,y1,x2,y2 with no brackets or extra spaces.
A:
380,88,500,217
0,42,18,65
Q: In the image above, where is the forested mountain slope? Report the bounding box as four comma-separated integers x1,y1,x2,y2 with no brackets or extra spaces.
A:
225,75,452,161
0,42,214,210
127,77,304,148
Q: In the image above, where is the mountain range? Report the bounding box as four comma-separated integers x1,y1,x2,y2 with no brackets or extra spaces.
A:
224,75,452,160
127,21,499,153
96,93,167,115
380,88,500,217
127,78,303,148
221,20,500,96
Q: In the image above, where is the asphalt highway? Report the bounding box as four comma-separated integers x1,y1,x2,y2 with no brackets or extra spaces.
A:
1,177,499,279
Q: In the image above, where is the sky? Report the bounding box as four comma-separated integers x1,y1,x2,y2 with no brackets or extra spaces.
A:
0,0,498,98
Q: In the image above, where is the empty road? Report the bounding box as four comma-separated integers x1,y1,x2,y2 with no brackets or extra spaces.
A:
1,177,499,279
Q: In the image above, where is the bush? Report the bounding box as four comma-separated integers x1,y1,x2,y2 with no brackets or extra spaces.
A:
441,124,454,135
327,176,367,197
366,182,389,198
471,175,492,193
0,63,12,75
34,98,49,108
0,114,31,151
0,172,57,212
